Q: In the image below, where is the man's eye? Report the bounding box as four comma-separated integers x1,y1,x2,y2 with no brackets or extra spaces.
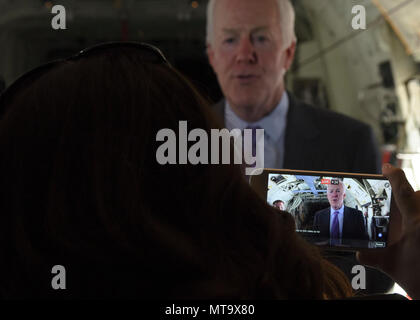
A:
253,35,268,43
223,38,235,44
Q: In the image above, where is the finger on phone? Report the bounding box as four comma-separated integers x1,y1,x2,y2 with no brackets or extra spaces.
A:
356,245,398,278
382,164,419,222
388,194,403,243
356,249,384,268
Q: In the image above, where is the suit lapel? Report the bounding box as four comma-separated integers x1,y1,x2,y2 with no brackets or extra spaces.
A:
283,94,320,170
321,208,330,238
213,99,225,127
342,206,351,238
214,95,323,170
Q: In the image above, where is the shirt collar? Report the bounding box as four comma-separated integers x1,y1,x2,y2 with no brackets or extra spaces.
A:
225,92,289,142
330,205,344,215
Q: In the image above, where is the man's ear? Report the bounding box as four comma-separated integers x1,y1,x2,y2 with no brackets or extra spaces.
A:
284,40,296,71
206,44,215,68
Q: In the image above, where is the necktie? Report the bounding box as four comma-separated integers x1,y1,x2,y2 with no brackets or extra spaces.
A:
331,211,340,239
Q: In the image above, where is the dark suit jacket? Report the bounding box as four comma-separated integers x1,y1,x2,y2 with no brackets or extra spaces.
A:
313,206,368,240
212,94,381,174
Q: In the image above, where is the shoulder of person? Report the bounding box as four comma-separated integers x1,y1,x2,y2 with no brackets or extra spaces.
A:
315,207,329,215
211,99,225,124
212,99,225,113
345,206,363,215
290,96,371,132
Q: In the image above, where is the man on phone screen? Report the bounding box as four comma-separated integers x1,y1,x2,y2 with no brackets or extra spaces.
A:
313,180,367,243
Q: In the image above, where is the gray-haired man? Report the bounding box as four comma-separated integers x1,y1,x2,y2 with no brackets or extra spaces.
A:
206,0,381,174
206,0,391,294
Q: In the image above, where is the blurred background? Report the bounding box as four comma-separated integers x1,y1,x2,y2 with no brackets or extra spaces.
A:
0,0,419,187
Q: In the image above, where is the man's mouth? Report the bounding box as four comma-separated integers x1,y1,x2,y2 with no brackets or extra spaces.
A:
234,74,260,85
236,74,258,79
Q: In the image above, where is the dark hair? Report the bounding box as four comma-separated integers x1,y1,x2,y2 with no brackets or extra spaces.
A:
0,45,353,299
273,200,285,205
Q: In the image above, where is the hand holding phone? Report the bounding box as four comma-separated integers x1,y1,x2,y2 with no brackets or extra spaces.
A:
357,164,420,299
250,168,394,251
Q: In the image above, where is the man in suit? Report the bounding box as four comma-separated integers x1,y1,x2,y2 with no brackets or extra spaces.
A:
205,0,381,174
205,0,391,294
313,180,368,242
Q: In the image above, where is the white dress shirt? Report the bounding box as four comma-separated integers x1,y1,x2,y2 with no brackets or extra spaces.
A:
224,92,289,169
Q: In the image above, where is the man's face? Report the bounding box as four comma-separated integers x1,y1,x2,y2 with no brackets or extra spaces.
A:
207,0,296,122
274,201,285,210
327,183,346,210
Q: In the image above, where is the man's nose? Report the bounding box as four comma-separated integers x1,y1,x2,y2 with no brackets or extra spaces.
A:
236,37,257,64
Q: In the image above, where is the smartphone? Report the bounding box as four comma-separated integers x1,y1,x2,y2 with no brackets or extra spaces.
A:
250,169,393,251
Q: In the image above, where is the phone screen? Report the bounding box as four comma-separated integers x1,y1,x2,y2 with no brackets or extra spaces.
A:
266,172,392,249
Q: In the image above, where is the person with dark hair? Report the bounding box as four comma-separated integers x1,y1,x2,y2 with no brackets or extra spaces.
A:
0,42,354,299
273,200,286,211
